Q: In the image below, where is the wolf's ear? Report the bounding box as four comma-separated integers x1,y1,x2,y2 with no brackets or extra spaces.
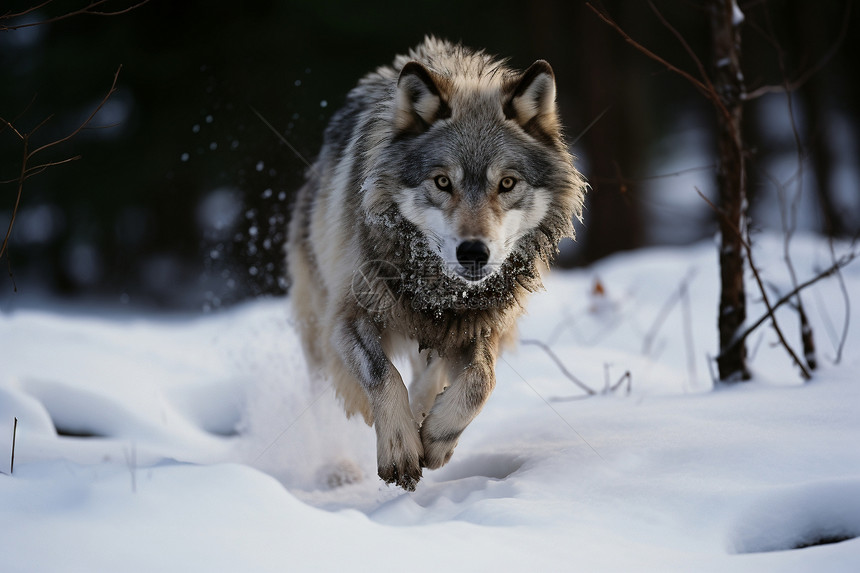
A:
504,60,559,140
394,61,450,134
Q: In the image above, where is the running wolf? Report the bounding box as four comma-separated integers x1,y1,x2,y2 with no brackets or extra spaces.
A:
287,37,586,491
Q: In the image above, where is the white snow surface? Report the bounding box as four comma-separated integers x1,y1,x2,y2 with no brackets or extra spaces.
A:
2,233,859,572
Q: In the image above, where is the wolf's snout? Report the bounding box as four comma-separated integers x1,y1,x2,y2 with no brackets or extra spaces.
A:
456,240,490,269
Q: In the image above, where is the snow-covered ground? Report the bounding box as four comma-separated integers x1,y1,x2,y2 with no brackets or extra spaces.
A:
2,233,859,572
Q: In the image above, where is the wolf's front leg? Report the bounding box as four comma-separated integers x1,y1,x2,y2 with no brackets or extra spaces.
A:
334,315,424,490
420,338,498,469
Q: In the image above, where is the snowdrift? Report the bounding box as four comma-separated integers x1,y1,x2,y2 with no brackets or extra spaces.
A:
2,234,859,572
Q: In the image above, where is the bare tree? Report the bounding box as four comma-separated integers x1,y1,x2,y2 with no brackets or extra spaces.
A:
1,1,149,284
587,1,854,383
708,0,750,381
587,1,750,380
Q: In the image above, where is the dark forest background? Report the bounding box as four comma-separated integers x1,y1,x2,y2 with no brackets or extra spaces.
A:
2,0,858,312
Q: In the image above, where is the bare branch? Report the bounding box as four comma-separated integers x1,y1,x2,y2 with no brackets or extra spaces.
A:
25,113,56,141
696,186,856,379
1,67,122,263
647,1,716,99
521,339,597,396
0,1,53,24
680,268,698,389
720,248,857,364
0,142,29,261
609,370,632,395
642,268,698,355
589,164,716,189
827,236,855,364
28,65,121,159
754,5,820,371
743,0,852,100
585,2,731,123
23,156,83,178
0,116,26,140
87,0,151,16
1,0,151,31
831,252,852,364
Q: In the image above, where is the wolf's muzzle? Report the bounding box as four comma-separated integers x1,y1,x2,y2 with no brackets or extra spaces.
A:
456,240,490,280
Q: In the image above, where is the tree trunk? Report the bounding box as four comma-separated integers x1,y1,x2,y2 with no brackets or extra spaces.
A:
709,0,750,381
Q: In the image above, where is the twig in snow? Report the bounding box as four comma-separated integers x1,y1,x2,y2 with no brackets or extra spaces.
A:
521,339,596,396
762,3,818,372
828,237,854,364
641,268,697,356
609,369,632,395
712,237,858,372
680,272,698,389
11,417,18,475
639,267,699,389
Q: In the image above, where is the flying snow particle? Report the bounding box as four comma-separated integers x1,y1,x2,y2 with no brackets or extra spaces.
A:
732,0,745,25
196,188,242,235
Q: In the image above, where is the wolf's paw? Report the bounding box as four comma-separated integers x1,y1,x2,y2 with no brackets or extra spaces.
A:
378,457,423,491
420,424,460,470
376,424,424,491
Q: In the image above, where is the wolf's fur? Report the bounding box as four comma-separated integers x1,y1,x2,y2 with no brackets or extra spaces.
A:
287,37,586,491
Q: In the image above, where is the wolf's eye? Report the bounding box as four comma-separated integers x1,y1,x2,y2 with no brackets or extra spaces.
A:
434,175,452,192
499,176,517,192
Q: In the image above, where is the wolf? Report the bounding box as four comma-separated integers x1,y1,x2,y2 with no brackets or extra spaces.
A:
287,37,586,491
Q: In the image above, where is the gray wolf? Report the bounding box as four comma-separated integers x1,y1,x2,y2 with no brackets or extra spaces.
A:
287,37,586,491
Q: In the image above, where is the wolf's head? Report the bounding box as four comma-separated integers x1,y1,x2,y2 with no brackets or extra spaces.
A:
363,41,585,284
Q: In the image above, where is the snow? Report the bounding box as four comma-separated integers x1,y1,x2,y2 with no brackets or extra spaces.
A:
732,0,745,26
2,233,859,572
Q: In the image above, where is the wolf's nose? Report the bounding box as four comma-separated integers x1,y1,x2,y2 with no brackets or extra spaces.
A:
456,240,490,269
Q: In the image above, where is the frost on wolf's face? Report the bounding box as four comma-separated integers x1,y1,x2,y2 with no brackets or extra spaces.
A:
382,60,563,285
394,141,552,284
